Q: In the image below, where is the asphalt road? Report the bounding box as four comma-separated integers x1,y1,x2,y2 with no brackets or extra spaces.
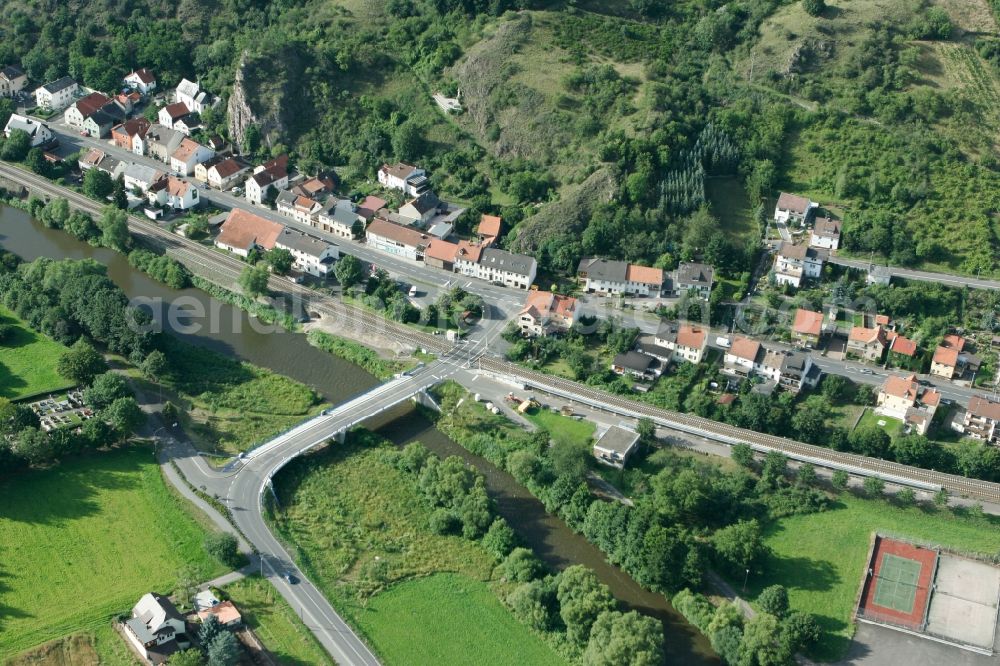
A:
827,255,1000,291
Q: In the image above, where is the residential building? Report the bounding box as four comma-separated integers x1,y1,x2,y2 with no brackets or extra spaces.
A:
652,320,708,364
791,308,823,347
77,148,121,177
114,91,141,115
424,239,459,271
172,114,200,136
148,176,199,210
291,175,335,200
773,192,817,225
867,264,892,286
518,290,579,336
930,335,967,379
378,162,428,196
175,78,214,113
847,325,889,363
34,76,78,111
316,199,362,239
775,350,821,393
773,242,824,288
83,109,119,138
593,424,640,469
111,118,151,154
0,65,27,97
453,241,484,277
197,600,242,628
478,214,502,244
64,92,112,129
398,191,441,225
810,216,841,250
122,163,165,194
476,248,537,290
158,102,191,131
723,337,819,392
246,156,289,206
962,396,1000,445
670,262,715,300
358,195,387,221
146,125,185,163
124,68,157,95
215,208,283,257
274,228,338,277
365,218,429,261
275,191,322,225
576,257,664,297
205,157,250,190
611,351,660,380
3,114,53,147
170,138,214,176
887,333,918,362
122,593,189,665
876,374,941,436
724,337,760,377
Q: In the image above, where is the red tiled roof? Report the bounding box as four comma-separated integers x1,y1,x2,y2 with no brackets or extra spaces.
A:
162,101,189,120
942,334,965,351
968,395,1000,421
792,309,823,337
777,192,812,214
112,117,150,140
381,162,417,180
849,326,887,346
478,214,502,238
889,335,917,357
359,195,387,214
366,218,428,248
520,290,577,320
932,346,959,367
211,157,244,179
729,337,760,362
127,68,156,84
75,92,111,118
882,374,919,400
455,240,484,263
625,264,664,286
216,209,283,251
676,324,706,350
424,239,459,262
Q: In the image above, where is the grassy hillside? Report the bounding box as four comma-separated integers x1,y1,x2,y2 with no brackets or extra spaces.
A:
0,306,73,400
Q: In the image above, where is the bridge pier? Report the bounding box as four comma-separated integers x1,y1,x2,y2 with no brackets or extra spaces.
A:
413,389,442,413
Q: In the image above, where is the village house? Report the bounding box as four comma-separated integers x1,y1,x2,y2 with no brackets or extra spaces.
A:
146,125,185,163
215,208,284,257
170,138,214,176
453,241,484,278
245,156,289,205
205,157,250,190
773,242,824,288
961,396,1000,445
517,290,579,336
124,68,157,96
791,308,823,347
773,192,817,226
810,216,841,250
576,257,664,297
358,195,387,220
274,227,339,277
77,148,121,177
0,65,27,97
475,248,537,290
175,78,214,113
291,175,336,200
34,76,78,111
83,109,119,139
423,239,459,271
316,199,363,239
611,350,661,381
4,114,54,147
886,332,918,365
197,600,242,628
158,102,192,132
122,163,165,194
669,262,715,300
65,92,125,137
365,218,429,261
724,337,760,377
148,176,199,210
593,424,641,469
275,191,322,226
876,374,941,436
114,91,141,115
398,191,442,225
111,118,151,154
930,334,969,380
477,214,502,245
651,320,708,364
121,593,189,665
425,202,463,240
378,162,429,196
723,337,819,392
846,325,889,363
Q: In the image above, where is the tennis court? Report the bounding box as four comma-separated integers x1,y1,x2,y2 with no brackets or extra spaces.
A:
872,554,922,614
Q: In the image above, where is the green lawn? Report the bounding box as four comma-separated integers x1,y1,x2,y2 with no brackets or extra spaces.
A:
706,176,756,243
353,574,566,666
749,494,1000,661
0,446,224,658
855,408,903,438
0,305,74,400
522,407,595,448
222,575,334,666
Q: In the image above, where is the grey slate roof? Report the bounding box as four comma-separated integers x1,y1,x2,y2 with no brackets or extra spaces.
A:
676,262,714,286
275,228,335,258
578,257,628,283
480,248,536,277
40,76,76,94
613,351,656,372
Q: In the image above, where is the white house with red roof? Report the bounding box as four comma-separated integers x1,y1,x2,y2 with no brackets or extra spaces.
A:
215,209,284,257
774,192,817,225
148,176,199,210
378,162,428,196
124,68,157,96
518,290,579,337
876,374,940,435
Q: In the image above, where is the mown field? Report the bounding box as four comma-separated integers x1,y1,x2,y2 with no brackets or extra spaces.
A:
748,494,1000,660
0,305,73,400
270,434,567,665
522,407,595,449
0,447,223,658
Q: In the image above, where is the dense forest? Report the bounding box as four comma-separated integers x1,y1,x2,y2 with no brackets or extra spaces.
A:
1,0,999,276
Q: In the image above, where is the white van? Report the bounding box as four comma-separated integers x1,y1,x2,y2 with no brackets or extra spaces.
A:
716,336,732,348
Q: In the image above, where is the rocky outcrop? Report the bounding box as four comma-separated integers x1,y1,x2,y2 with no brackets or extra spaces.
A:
228,49,299,152
227,57,257,152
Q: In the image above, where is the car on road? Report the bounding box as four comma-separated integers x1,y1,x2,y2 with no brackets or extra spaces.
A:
409,285,418,297
284,573,298,584
716,336,731,348
860,368,872,375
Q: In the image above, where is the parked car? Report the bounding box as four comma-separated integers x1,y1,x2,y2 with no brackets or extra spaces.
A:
716,337,731,348
409,285,418,297
284,573,298,584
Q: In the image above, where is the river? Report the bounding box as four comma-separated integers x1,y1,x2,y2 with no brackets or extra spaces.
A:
0,204,716,664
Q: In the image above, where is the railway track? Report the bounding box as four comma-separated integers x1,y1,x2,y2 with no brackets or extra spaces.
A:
0,163,452,354
479,357,1000,503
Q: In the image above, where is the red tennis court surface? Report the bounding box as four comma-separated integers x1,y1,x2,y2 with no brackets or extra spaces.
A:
858,536,937,630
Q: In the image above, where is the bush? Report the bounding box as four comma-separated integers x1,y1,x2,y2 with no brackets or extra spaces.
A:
802,0,825,17
496,547,543,583
671,588,716,632
481,518,517,560
757,585,789,618
429,508,461,535
204,532,242,568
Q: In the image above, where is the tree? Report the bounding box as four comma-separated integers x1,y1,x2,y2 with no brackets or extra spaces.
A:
103,396,144,436
508,578,558,631
481,518,517,560
83,168,114,200
141,350,169,382
803,0,825,16
206,630,242,666
757,585,790,618
583,610,664,666
712,519,768,573
84,372,130,409
198,615,224,647
204,532,242,568
25,147,48,175
831,469,849,491
39,198,70,229
113,175,128,210
796,463,817,488
168,649,205,666
862,476,886,498
792,396,830,444
238,265,269,298
933,487,949,508
821,374,852,402
557,565,617,645
731,443,755,468
849,425,891,458
1,128,31,161
334,254,363,289
58,339,107,385
636,417,656,450
267,248,294,275
496,547,543,583
392,121,425,161
891,434,938,468
739,613,791,666
14,427,56,465
99,206,131,252
780,611,821,654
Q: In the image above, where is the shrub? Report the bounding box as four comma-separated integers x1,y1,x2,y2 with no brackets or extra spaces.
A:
204,532,242,568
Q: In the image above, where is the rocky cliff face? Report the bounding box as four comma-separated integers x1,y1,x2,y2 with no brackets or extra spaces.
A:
227,51,295,152
227,57,257,151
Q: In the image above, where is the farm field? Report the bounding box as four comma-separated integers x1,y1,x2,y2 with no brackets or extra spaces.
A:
0,305,73,400
0,446,223,658
222,575,334,666
746,494,1000,660
270,433,567,665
